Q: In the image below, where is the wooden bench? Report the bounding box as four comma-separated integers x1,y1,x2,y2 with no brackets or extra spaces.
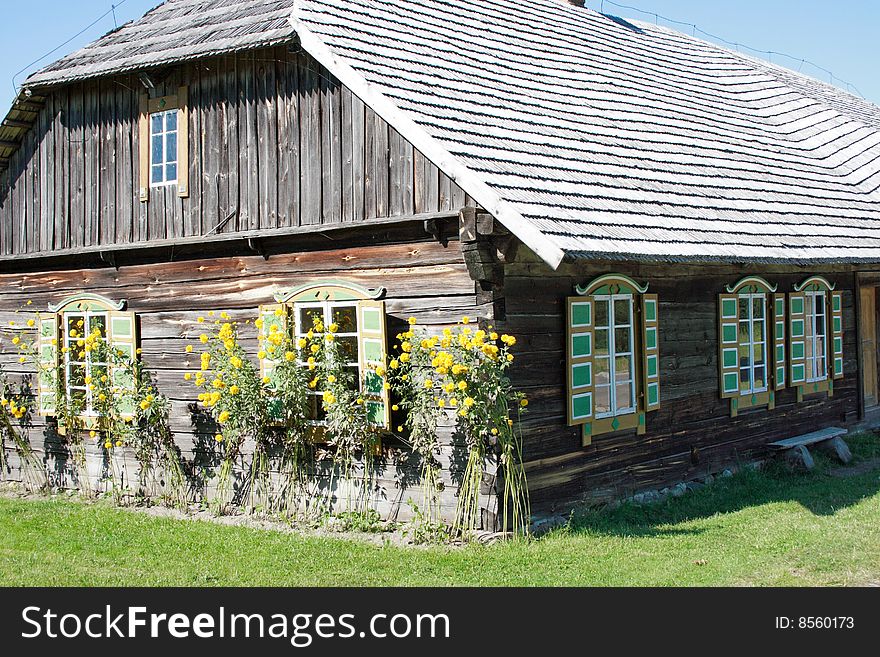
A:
768,427,851,468
767,427,848,451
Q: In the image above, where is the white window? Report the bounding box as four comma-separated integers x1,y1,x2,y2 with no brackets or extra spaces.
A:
804,290,828,382
593,294,636,418
738,293,767,394
62,311,108,416
293,300,361,424
150,109,179,186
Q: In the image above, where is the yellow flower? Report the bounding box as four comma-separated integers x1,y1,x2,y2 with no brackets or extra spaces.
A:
197,316,205,323
254,318,264,329
327,374,337,384
464,397,475,407
408,317,417,326
215,434,224,443
461,316,470,325
375,365,386,377
297,338,307,349
104,441,113,449
507,419,514,426
491,428,499,435
230,385,240,395
208,311,215,317
98,394,106,401
212,379,224,389
389,359,399,369
356,398,364,405
26,300,32,305
438,399,446,408
115,440,123,448
139,400,151,410
459,409,467,417
449,397,458,407
401,341,412,353
257,350,267,359
322,391,336,405
224,340,235,350
274,307,283,317
397,425,404,432
89,430,97,438
262,376,271,385
325,333,335,342
310,344,320,354
26,319,35,328
218,410,230,423
101,375,108,383
457,380,468,391
11,337,19,345
285,351,296,362
328,323,338,334
507,354,514,362
424,379,433,389
185,345,193,353
400,353,410,363
391,404,399,412
18,356,25,364
520,398,529,407
184,373,193,381
220,312,230,320
384,382,391,390
199,334,209,344
231,356,243,368
309,378,318,389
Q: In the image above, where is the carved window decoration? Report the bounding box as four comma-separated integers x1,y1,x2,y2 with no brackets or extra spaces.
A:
258,281,390,430
139,88,189,202
566,274,659,446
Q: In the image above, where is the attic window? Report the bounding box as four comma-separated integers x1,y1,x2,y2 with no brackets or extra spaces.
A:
138,87,189,201
150,109,178,186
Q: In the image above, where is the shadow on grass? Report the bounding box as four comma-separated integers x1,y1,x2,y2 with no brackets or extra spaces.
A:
565,433,880,539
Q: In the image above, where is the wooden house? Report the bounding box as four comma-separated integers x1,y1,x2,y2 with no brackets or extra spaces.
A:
2,0,880,523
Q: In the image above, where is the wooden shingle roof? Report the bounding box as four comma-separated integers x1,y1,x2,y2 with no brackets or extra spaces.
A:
15,0,880,268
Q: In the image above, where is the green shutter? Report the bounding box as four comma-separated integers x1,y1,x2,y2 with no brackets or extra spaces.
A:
108,311,138,420
773,293,786,390
258,304,288,389
788,292,807,386
567,296,595,446
358,300,390,429
718,294,739,398
831,291,843,380
37,313,59,416
641,294,660,412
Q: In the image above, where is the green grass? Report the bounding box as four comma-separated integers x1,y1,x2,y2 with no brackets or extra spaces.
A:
1,434,879,586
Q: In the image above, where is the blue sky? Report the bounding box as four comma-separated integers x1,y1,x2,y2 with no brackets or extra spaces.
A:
1,0,878,111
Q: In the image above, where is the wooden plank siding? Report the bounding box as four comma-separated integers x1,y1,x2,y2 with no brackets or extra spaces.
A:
0,47,469,257
0,238,489,520
494,254,863,514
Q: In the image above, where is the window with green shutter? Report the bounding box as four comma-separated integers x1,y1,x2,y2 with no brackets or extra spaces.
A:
791,276,840,400
264,281,391,431
718,277,779,417
40,294,138,425
567,274,658,446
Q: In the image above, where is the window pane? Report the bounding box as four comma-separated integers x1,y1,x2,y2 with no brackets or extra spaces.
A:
70,388,87,406
299,308,319,334
151,114,163,134
594,328,609,357
613,298,630,326
336,336,359,363
614,327,631,355
594,385,610,415
615,381,633,410
594,356,611,387
165,163,177,182
752,319,763,344
738,322,750,345
754,366,765,390
740,368,751,393
92,365,108,382
69,364,86,387
89,315,106,338
151,135,163,165
331,306,358,333
752,296,764,320
594,299,609,330
753,341,764,366
165,110,177,132
614,355,631,383
738,343,750,367
166,132,177,162
739,298,749,320
152,165,163,184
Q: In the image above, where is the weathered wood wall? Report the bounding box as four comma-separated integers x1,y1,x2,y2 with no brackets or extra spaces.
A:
0,237,492,521
0,46,471,255
496,253,862,514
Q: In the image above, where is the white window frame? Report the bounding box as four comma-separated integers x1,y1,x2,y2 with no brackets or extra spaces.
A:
805,290,828,383
593,293,637,419
62,310,109,417
293,300,362,425
738,292,768,395
149,108,179,187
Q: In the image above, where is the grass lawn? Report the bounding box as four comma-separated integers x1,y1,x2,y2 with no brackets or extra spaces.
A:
1,434,879,586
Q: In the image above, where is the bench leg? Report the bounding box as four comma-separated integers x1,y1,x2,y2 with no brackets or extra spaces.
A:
814,437,853,464
780,445,815,471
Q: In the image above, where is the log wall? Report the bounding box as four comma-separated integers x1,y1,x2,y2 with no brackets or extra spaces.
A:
0,46,471,255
